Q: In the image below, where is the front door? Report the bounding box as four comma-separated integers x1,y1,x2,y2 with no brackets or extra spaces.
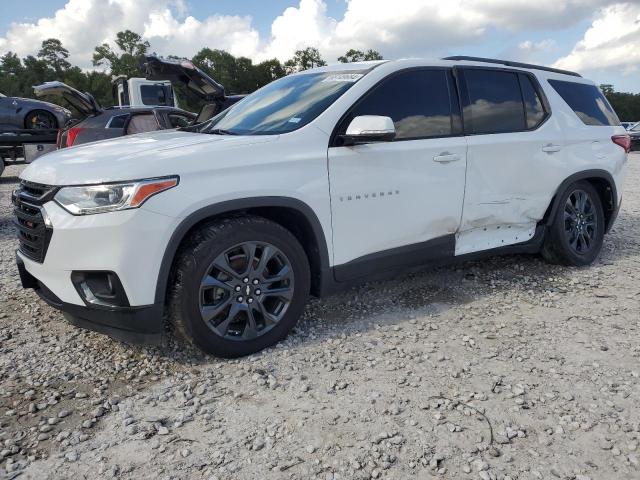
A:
328,68,468,281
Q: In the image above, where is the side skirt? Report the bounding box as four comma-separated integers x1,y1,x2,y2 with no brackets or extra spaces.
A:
320,226,545,296
333,235,455,282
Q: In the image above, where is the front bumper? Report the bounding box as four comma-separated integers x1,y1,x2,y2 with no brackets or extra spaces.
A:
20,201,177,306
17,254,164,344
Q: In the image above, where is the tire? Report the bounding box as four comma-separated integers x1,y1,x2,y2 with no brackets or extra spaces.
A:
169,216,310,358
24,110,58,130
541,181,605,266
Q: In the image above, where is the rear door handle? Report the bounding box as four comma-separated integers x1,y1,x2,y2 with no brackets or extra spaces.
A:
542,144,562,153
433,153,461,163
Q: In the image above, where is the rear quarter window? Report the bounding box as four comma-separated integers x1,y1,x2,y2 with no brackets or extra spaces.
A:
548,80,619,126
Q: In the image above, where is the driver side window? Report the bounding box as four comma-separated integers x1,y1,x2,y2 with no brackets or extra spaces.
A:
336,69,457,144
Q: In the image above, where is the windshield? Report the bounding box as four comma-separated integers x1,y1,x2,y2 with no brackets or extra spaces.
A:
630,123,640,132
192,70,368,135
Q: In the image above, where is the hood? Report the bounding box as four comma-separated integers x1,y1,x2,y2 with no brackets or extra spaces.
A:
19,129,277,186
141,55,225,101
34,81,101,117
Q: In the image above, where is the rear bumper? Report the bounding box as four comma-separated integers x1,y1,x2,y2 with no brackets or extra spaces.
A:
17,254,164,345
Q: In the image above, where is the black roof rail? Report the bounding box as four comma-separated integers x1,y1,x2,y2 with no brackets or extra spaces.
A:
443,56,582,78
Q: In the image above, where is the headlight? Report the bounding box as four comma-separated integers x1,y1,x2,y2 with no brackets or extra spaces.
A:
54,177,179,215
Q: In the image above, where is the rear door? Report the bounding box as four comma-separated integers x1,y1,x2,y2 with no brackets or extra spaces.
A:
455,68,560,255
328,68,467,280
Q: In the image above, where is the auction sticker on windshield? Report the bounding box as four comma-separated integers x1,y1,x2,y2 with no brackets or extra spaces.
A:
321,73,363,82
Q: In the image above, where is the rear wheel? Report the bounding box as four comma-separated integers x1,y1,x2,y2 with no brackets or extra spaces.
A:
25,110,57,130
169,216,310,357
542,181,605,266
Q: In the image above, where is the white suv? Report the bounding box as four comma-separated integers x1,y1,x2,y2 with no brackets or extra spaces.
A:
14,57,629,357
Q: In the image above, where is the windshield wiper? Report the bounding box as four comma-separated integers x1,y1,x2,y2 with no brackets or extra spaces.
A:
207,128,238,135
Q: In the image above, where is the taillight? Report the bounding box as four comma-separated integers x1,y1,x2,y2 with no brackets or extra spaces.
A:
65,127,84,147
612,134,631,153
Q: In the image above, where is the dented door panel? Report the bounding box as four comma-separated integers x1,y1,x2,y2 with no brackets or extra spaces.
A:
456,114,567,255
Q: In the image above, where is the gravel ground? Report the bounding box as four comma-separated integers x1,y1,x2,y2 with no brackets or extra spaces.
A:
0,158,639,480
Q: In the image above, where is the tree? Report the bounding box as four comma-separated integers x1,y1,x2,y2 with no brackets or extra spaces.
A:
0,52,24,96
284,47,326,73
92,30,150,77
600,84,640,122
37,38,71,73
600,84,614,95
0,51,23,76
252,59,286,87
338,49,383,63
192,48,240,91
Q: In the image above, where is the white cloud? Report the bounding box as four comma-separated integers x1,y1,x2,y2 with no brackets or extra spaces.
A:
554,3,640,74
500,39,558,64
518,40,557,53
0,0,260,67
464,0,618,30
0,0,637,80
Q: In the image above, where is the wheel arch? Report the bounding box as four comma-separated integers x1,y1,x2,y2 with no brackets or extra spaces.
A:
542,169,618,233
154,197,332,307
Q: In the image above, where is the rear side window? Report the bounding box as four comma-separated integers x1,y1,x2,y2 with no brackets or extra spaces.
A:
107,114,129,129
339,69,455,141
548,80,619,126
463,69,526,134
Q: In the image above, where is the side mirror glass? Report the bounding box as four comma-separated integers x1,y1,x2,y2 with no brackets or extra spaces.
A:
340,115,396,145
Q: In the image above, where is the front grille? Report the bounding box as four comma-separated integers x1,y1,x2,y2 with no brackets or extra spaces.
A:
12,181,58,263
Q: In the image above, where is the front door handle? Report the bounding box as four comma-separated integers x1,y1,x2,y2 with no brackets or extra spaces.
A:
433,153,461,163
542,144,562,153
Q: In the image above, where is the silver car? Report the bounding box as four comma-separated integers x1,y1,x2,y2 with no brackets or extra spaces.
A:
0,92,71,131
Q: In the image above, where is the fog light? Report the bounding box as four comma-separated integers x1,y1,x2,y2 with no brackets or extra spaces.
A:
71,271,130,308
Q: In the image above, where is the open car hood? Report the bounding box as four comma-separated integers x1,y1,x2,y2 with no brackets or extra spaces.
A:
33,81,101,117
141,55,225,101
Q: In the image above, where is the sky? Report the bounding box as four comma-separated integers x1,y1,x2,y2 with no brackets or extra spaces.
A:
0,0,639,92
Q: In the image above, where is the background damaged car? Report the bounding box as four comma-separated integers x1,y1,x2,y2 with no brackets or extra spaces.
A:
141,55,245,123
0,91,71,132
34,81,195,148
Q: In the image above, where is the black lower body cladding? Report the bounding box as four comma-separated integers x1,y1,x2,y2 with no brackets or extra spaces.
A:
16,254,164,345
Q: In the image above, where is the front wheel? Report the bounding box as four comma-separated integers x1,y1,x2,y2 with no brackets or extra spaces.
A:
542,181,605,266
169,216,310,357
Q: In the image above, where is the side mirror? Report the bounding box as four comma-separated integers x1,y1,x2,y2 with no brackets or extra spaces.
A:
340,115,396,145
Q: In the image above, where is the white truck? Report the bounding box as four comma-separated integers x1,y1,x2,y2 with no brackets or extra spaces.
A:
112,76,178,108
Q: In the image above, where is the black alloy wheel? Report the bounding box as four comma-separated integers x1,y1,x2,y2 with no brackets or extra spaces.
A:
563,189,598,255
169,216,310,358
541,180,605,266
199,241,294,341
